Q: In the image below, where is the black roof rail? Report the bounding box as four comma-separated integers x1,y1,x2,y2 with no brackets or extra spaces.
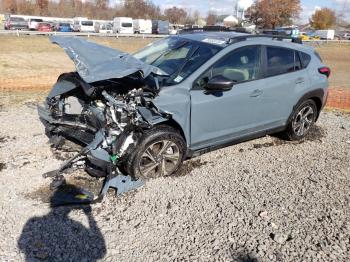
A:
227,34,302,44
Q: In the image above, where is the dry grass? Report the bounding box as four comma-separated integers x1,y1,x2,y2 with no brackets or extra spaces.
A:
0,36,154,91
0,36,349,93
315,43,350,89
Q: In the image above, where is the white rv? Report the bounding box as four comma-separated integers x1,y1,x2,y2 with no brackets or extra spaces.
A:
315,30,335,40
72,17,95,32
133,19,152,34
113,17,133,34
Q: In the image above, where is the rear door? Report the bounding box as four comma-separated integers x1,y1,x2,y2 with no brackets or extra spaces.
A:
255,45,309,126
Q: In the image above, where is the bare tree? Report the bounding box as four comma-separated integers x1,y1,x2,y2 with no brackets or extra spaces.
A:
206,11,217,26
164,7,187,24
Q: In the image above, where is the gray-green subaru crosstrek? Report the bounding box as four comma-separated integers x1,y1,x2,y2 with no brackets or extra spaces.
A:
39,32,330,181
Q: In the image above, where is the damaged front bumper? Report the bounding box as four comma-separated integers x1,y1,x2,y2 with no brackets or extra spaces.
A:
43,129,144,206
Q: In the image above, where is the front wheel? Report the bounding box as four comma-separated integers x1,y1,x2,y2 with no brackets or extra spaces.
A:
125,126,186,179
283,99,318,140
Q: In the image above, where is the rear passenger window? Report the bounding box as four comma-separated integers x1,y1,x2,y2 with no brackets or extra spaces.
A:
300,52,311,68
266,47,301,77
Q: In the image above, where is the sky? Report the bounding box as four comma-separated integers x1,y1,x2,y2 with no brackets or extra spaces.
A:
112,0,350,23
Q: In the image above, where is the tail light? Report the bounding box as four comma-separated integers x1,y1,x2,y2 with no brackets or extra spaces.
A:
318,67,331,78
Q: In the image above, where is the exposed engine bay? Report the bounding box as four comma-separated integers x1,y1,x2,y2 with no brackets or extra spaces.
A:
38,36,191,205
38,71,171,204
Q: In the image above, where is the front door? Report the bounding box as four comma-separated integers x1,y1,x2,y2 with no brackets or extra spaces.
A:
190,45,265,149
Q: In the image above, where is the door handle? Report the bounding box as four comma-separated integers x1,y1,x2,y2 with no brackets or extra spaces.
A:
295,77,305,84
250,89,263,97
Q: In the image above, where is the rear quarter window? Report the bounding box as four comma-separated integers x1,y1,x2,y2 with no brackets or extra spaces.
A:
299,52,312,68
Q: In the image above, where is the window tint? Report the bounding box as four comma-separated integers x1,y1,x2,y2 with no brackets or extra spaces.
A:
299,52,311,68
266,47,295,76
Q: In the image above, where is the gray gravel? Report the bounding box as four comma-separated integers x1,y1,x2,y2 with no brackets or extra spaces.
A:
0,100,349,261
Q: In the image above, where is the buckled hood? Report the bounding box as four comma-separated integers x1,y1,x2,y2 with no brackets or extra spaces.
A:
50,36,166,83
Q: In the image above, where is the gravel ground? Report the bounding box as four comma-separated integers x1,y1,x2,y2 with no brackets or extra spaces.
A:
0,100,349,261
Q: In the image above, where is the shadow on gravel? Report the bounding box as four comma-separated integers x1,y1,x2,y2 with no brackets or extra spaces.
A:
18,190,106,261
251,125,326,149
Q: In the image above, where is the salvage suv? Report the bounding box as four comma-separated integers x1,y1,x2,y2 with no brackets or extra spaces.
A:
39,33,330,181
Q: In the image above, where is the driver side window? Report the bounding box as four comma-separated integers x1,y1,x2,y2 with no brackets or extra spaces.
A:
195,45,261,89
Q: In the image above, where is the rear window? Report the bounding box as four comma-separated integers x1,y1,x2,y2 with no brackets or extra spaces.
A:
299,52,312,68
266,46,301,77
31,19,43,22
81,21,93,26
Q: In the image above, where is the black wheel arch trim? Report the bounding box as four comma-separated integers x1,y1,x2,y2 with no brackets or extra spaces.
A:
290,88,325,123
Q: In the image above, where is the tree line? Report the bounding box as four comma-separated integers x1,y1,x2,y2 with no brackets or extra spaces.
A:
0,0,347,29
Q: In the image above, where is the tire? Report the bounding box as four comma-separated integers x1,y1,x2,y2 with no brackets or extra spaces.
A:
283,99,318,141
125,126,186,180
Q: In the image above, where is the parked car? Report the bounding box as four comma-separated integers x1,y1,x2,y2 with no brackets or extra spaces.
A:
152,20,169,34
56,23,72,32
343,33,350,40
37,22,52,32
28,18,43,30
4,17,28,30
96,23,112,34
39,32,329,182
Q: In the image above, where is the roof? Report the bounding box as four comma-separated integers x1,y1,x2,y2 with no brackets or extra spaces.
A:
178,31,314,52
179,31,249,46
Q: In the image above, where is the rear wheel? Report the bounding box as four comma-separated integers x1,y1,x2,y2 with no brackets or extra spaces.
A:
126,126,186,179
283,99,317,140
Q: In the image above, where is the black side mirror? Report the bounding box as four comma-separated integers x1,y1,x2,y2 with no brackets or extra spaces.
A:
204,75,234,92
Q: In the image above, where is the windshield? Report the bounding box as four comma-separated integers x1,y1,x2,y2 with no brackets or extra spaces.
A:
134,37,223,85
81,21,93,26
122,22,132,27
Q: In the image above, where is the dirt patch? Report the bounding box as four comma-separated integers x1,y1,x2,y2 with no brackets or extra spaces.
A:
27,171,104,204
0,162,6,172
175,159,208,177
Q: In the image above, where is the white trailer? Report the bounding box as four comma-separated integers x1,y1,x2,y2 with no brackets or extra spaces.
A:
133,19,152,34
315,30,335,40
113,17,133,34
72,17,95,32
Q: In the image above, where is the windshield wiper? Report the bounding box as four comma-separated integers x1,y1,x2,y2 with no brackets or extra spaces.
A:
166,45,200,84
